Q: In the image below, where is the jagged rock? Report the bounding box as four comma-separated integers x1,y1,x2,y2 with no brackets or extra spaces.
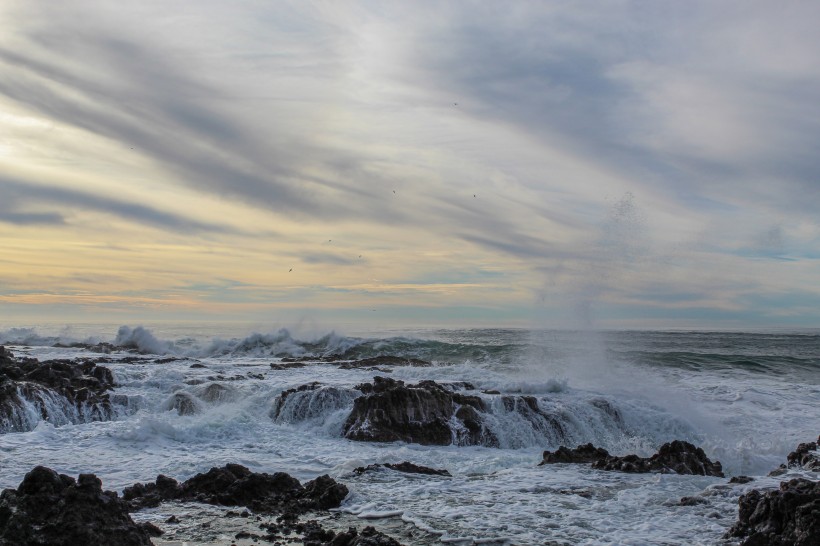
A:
538,441,723,477
730,476,755,484
343,376,494,446
787,437,820,471
353,461,452,477
726,478,820,545
0,466,153,545
539,443,611,465
0,348,117,432
591,441,724,477
123,464,348,515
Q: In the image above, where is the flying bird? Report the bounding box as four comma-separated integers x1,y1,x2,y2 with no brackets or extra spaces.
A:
288,268,292,272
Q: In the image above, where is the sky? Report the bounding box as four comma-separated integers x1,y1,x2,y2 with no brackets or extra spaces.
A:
1,1,819,330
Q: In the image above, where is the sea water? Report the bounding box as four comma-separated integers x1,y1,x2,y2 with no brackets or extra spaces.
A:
0,325,817,544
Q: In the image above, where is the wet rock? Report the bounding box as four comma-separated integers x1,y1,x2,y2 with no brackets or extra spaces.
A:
193,382,237,403
343,377,494,446
678,496,708,506
726,478,820,546
270,383,358,423
591,441,724,477
0,349,117,432
338,356,432,369
124,464,348,515
539,443,611,465
353,462,452,477
270,361,306,370
161,391,201,415
189,363,207,369
787,436,820,471
538,441,723,477
730,476,755,484
0,466,153,545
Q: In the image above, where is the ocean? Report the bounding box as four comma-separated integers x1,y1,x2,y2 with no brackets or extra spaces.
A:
0,324,818,545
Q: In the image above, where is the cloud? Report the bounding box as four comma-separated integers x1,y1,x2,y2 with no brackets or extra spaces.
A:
0,177,238,234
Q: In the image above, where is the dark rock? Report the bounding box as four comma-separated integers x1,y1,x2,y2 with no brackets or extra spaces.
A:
769,465,788,477
540,443,611,465
161,391,201,415
270,362,306,370
726,478,820,545
0,350,117,432
353,462,451,477
343,377,494,446
592,441,724,477
787,437,820,471
0,466,153,545
338,356,432,369
730,476,755,484
124,464,348,515
678,496,708,506
189,363,207,369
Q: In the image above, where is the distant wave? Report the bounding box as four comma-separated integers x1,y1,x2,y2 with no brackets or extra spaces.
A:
1,325,525,363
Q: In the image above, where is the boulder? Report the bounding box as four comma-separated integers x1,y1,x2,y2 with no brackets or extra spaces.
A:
343,377,493,446
353,461,452,477
0,466,153,545
540,443,611,465
538,440,724,477
123,464,348,515
787,437,820,471
591,440,724,477
726,478,820,545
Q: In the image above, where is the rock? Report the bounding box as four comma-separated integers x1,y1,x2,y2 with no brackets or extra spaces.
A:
537,441,723,477
726,478,820,546
343,377,494,446
270,383,359,423
338,356,432,369
678,496,708,506
161,391,201,415
193,382,237,403
353,462,452,477
0,466,153,545
787,437,820,471
0,350,117,432
730,476,755,484
540,444,611,465
592,441,724,477
124,464,348,515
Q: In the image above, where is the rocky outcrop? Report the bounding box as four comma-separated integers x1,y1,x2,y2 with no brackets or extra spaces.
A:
539,440,724,477
727,478,820,546
354,461,452,476
539,443,611,465
0,347,117,432
342,376,494,446
0,466,154,545
591,440,724,476
787,436,820,471
123,463,348,514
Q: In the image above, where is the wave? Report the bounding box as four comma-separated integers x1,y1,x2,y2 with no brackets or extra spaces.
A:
2,325,524,364
0,383,127,433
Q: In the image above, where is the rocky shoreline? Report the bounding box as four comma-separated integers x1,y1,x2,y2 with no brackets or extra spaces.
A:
2,348,818,545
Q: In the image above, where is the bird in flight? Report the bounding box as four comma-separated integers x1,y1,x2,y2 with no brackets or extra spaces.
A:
288,268,292,272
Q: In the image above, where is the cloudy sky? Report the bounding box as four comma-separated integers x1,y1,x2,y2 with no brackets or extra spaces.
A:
1,1,819,330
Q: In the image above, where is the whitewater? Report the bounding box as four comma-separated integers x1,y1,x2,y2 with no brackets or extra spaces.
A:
0,324,817,545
